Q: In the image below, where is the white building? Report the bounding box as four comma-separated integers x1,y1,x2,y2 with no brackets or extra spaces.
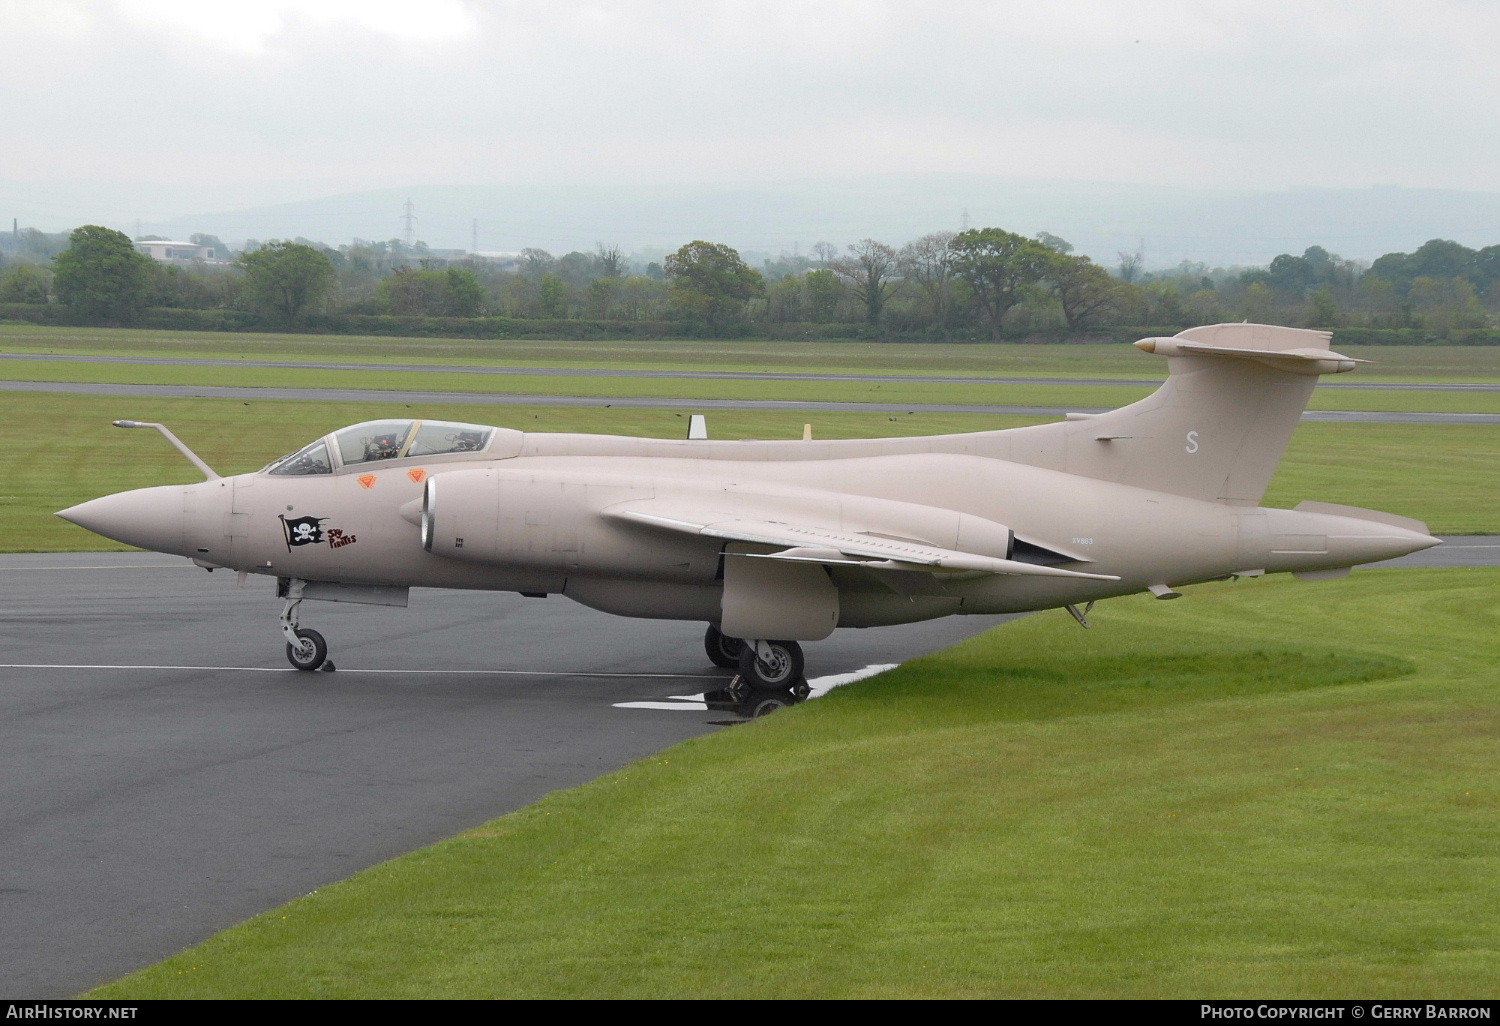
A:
134,240,226,264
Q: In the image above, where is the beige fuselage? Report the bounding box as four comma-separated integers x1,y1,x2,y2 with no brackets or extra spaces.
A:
57,325,1441,645
63,389,1438,638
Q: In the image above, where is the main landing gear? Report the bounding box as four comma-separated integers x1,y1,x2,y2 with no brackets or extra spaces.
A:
279,579,334,672
738,638,805,689
704,625,810,700
704,624,745,668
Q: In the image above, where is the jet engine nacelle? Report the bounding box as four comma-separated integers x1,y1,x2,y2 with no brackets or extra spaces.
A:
420,467,724,582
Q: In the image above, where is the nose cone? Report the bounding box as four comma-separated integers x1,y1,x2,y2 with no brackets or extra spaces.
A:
57,485,189,554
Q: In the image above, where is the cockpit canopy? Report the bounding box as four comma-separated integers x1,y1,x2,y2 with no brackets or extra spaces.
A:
269,419,497,476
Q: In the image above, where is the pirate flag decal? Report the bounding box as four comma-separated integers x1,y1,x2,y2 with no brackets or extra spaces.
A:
280,515,328,549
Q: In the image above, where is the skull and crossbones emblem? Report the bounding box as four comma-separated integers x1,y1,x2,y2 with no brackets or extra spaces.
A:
280,515,328,548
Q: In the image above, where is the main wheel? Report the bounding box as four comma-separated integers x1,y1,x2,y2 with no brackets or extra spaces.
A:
285,627,328,671
704,624,745,669
737,639,804,689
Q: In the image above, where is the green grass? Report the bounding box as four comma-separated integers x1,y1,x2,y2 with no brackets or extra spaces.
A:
86,569,1500,999
6,323,1500,382
1261,422,1500,532
8,394,1495,552
2,356,1497,413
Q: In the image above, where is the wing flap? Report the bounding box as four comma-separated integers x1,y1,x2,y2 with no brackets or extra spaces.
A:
607,505,1119,581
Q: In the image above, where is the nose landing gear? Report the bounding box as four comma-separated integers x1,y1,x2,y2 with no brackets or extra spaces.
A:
279,579,334,672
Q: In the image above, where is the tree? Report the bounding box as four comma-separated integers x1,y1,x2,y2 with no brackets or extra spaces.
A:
948,228,1054,340
500,277,534,317
1409,276,1486,333
1408,239,1475,282
803,269,841,322
763,277,804,322
1371,239,1478,295
1035,231,1073,254
52,225,154,322
618,276,668,320
376,267,445,315
663,240,763,331
538,273,569,318
587,275,620,318
810,241,839,267
1266,253,1315,299
832,239,899,327
444,267,485,316
1243,281,1275,322
0,264,52,304
1307,286,1339,327
1047,254,1124,330
238,241,337,323
520,248,554,280
595,243,627,280
898,231,958,333
554,251,599,289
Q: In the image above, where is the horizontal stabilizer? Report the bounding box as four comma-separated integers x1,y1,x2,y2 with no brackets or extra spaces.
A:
1135,336,1364,375
1292,500,1430,536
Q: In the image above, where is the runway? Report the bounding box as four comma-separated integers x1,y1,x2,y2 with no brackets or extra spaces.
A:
2,540,1490,996
0,552,1010,998
4,379,1497,424
4,352,1497,391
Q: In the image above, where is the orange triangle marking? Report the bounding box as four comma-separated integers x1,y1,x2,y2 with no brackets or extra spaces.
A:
408,468,427,484
358,474,377,489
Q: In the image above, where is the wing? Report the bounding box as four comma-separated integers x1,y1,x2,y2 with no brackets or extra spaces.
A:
605,501,1119,582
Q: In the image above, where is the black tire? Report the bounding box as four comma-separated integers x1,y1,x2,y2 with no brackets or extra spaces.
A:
737,639,804,689
704,624,745,669
286,627,328,671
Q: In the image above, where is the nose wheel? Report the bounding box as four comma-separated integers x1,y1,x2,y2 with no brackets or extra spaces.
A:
279,585,334,672
286,627,328,671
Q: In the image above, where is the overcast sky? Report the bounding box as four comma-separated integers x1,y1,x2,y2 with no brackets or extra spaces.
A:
2,0,1496,229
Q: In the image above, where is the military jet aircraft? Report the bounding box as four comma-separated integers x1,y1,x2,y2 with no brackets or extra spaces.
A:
57,323,1439,688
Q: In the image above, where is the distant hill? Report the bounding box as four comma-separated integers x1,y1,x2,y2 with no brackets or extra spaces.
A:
18,175,1500,270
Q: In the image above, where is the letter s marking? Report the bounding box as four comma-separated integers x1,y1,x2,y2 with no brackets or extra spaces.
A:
1186,430,1199,454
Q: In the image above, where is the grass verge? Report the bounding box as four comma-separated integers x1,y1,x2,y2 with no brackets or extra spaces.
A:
2,359,1497,413
87,569,1500,999
5,324,1500,382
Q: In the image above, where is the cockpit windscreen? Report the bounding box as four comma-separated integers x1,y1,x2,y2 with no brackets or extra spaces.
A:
267,439,333,476
336,420,414,466
334,419,496,466
269,419,497,475
407,420,494,456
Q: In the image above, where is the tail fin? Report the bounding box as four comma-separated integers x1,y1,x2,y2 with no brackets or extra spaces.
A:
1001,323,1361,506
